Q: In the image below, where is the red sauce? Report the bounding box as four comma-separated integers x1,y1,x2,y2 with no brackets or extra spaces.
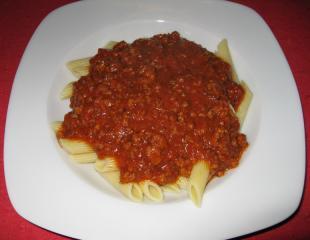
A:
59,32,248,185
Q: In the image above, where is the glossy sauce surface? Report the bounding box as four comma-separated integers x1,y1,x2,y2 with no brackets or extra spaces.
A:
59,32,248,185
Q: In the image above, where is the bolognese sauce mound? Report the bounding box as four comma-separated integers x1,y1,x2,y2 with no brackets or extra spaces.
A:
59,31,248,186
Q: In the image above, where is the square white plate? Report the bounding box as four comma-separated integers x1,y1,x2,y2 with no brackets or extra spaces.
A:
5,0,305,239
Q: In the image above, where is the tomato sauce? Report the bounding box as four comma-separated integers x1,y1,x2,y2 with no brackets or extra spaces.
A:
59,31,248,185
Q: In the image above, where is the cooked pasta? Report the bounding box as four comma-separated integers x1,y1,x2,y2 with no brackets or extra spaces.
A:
66,57,90,78
69,152,98,164
236,81,253,126
188,161,210,207
66,41,118,78
140,180,164,202
51,121,62,132
176,177,189,190
161,183,181,193
215,39,253,126
215,39,239,83
94,158,118,173
100,171,144,202
60,81,74,100
59,138,94,154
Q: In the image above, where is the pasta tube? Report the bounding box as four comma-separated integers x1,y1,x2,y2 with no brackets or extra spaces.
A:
60,81,74,99
94,158,118,173
215,39,239,83
69,152,98,164
140,180,164,202
66,41,118,78
161,183,180,193
236,81,253,126
215,39,252,126
59,138,94,154
51,121,62,132
177,176,189,190
66,57,90,78
100,171,144,202
104,40,118,50
188,161,210,207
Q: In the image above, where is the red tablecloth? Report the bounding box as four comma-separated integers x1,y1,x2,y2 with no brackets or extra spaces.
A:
1,0,309,239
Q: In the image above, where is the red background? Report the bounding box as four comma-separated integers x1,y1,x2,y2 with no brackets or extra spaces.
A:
1,0,309,239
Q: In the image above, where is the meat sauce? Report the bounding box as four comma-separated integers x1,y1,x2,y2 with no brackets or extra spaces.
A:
59,32,248,185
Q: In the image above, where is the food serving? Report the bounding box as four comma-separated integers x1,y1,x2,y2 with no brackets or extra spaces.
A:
53,31,252,206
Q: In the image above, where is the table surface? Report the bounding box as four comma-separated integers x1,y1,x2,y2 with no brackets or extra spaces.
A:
1,0,309,239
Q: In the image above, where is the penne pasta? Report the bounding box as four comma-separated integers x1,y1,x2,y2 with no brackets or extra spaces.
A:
66,57,90,78
140,180,164,202
60,81,74,100
188,161,210,207
161,183,180,193
215,39,239,83
236,81,253,127
59,138,94,154
100,171,144,202
66,41,118,78
51,121,62,133
177,176,189,190
104,40,118,50
69,152,98,164
94,158,118,173
215,39,252,126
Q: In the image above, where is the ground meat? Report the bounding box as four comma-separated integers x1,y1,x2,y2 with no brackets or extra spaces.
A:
59,31,248,185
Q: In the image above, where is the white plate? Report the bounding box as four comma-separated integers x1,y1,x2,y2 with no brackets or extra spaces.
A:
4,0,305,239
